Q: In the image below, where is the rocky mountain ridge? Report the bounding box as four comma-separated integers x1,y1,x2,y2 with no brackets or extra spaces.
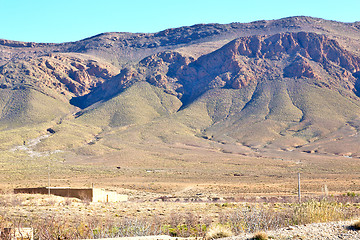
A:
1,16,360,159
71,31,360,108
2,16,360,65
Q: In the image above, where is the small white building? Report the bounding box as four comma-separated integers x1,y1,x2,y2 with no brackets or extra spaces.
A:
92,188,128,202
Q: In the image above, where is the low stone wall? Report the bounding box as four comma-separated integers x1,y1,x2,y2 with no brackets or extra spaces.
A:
14,187,93,201
14,187,128,202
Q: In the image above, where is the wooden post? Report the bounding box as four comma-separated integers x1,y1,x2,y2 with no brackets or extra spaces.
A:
298,172,301,202
324,184,328,197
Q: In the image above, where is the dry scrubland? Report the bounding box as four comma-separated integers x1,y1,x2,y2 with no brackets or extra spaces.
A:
1,119,360,239
1,16,360,239
1,144,360,239
0,193,360,239
1,144,360,197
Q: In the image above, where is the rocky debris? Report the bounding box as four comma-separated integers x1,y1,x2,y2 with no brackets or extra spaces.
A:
228,221,360,240
10,134,53,158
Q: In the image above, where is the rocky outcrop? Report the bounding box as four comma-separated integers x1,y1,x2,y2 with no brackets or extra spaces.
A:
0,53,118,97
218,32,360,72
70,51,194,108
173,32,360,100
283,57,320,79
4,31,359,108
71,32,360,108
0,39,53,48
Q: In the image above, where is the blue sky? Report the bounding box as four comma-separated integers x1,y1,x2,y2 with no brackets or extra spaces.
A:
1,0,359,43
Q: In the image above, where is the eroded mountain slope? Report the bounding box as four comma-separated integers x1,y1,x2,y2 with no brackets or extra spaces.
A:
2,17,360,161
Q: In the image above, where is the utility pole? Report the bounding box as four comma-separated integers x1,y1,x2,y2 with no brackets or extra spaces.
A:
48,157,51,196
298,172,301,202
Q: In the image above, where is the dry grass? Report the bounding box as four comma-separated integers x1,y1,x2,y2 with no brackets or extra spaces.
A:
253,231,268,240
205,224,233,239
0,193,359,239
352,220,360,230
292,199,351,225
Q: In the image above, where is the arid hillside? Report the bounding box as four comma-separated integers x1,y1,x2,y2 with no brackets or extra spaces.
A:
1,16,360,196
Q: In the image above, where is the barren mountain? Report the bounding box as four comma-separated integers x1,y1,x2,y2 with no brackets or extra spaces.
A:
2,16,360,164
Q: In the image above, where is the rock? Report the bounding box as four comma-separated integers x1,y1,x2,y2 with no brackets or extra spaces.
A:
0,54,119,98
46,128,56,134
283,57,319,79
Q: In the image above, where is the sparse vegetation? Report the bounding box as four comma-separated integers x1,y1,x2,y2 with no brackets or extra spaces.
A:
253,231,268,240
2,16,360,240
352,220,360,230
205,224,233,239
0,194,358,239
292,199,350,225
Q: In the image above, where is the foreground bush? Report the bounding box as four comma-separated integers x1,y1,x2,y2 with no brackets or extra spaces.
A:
292,199,350,225
352,220,360,230
205,224,233,239
253,231,268,240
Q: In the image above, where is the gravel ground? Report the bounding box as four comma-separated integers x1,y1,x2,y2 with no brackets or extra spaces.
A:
225,220,360,240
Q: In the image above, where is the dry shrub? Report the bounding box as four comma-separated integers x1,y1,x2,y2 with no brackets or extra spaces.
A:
220,204,291,234
292,199,348,225
205,224,233,240
0,194,23,207
163,211,208,237
63,197,72,206
219,199,358,235
1,198,358,239
352,220,360,230
253,231,268,240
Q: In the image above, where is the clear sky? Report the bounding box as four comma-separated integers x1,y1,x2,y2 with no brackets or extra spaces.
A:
1,0,359,43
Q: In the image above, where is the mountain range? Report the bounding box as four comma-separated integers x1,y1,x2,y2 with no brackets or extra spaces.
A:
2,16,360,163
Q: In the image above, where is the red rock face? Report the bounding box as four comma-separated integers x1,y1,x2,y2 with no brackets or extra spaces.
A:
231,32,360,73
0,54,119,97
170,32,360,100
70,32,360,108
283,58,320,79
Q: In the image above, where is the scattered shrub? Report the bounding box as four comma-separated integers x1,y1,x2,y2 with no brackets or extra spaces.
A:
205,224,233,240
292,199,347,225
0,198,358,239
253,231,268,240
346,192,357,197
352,220,360,230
